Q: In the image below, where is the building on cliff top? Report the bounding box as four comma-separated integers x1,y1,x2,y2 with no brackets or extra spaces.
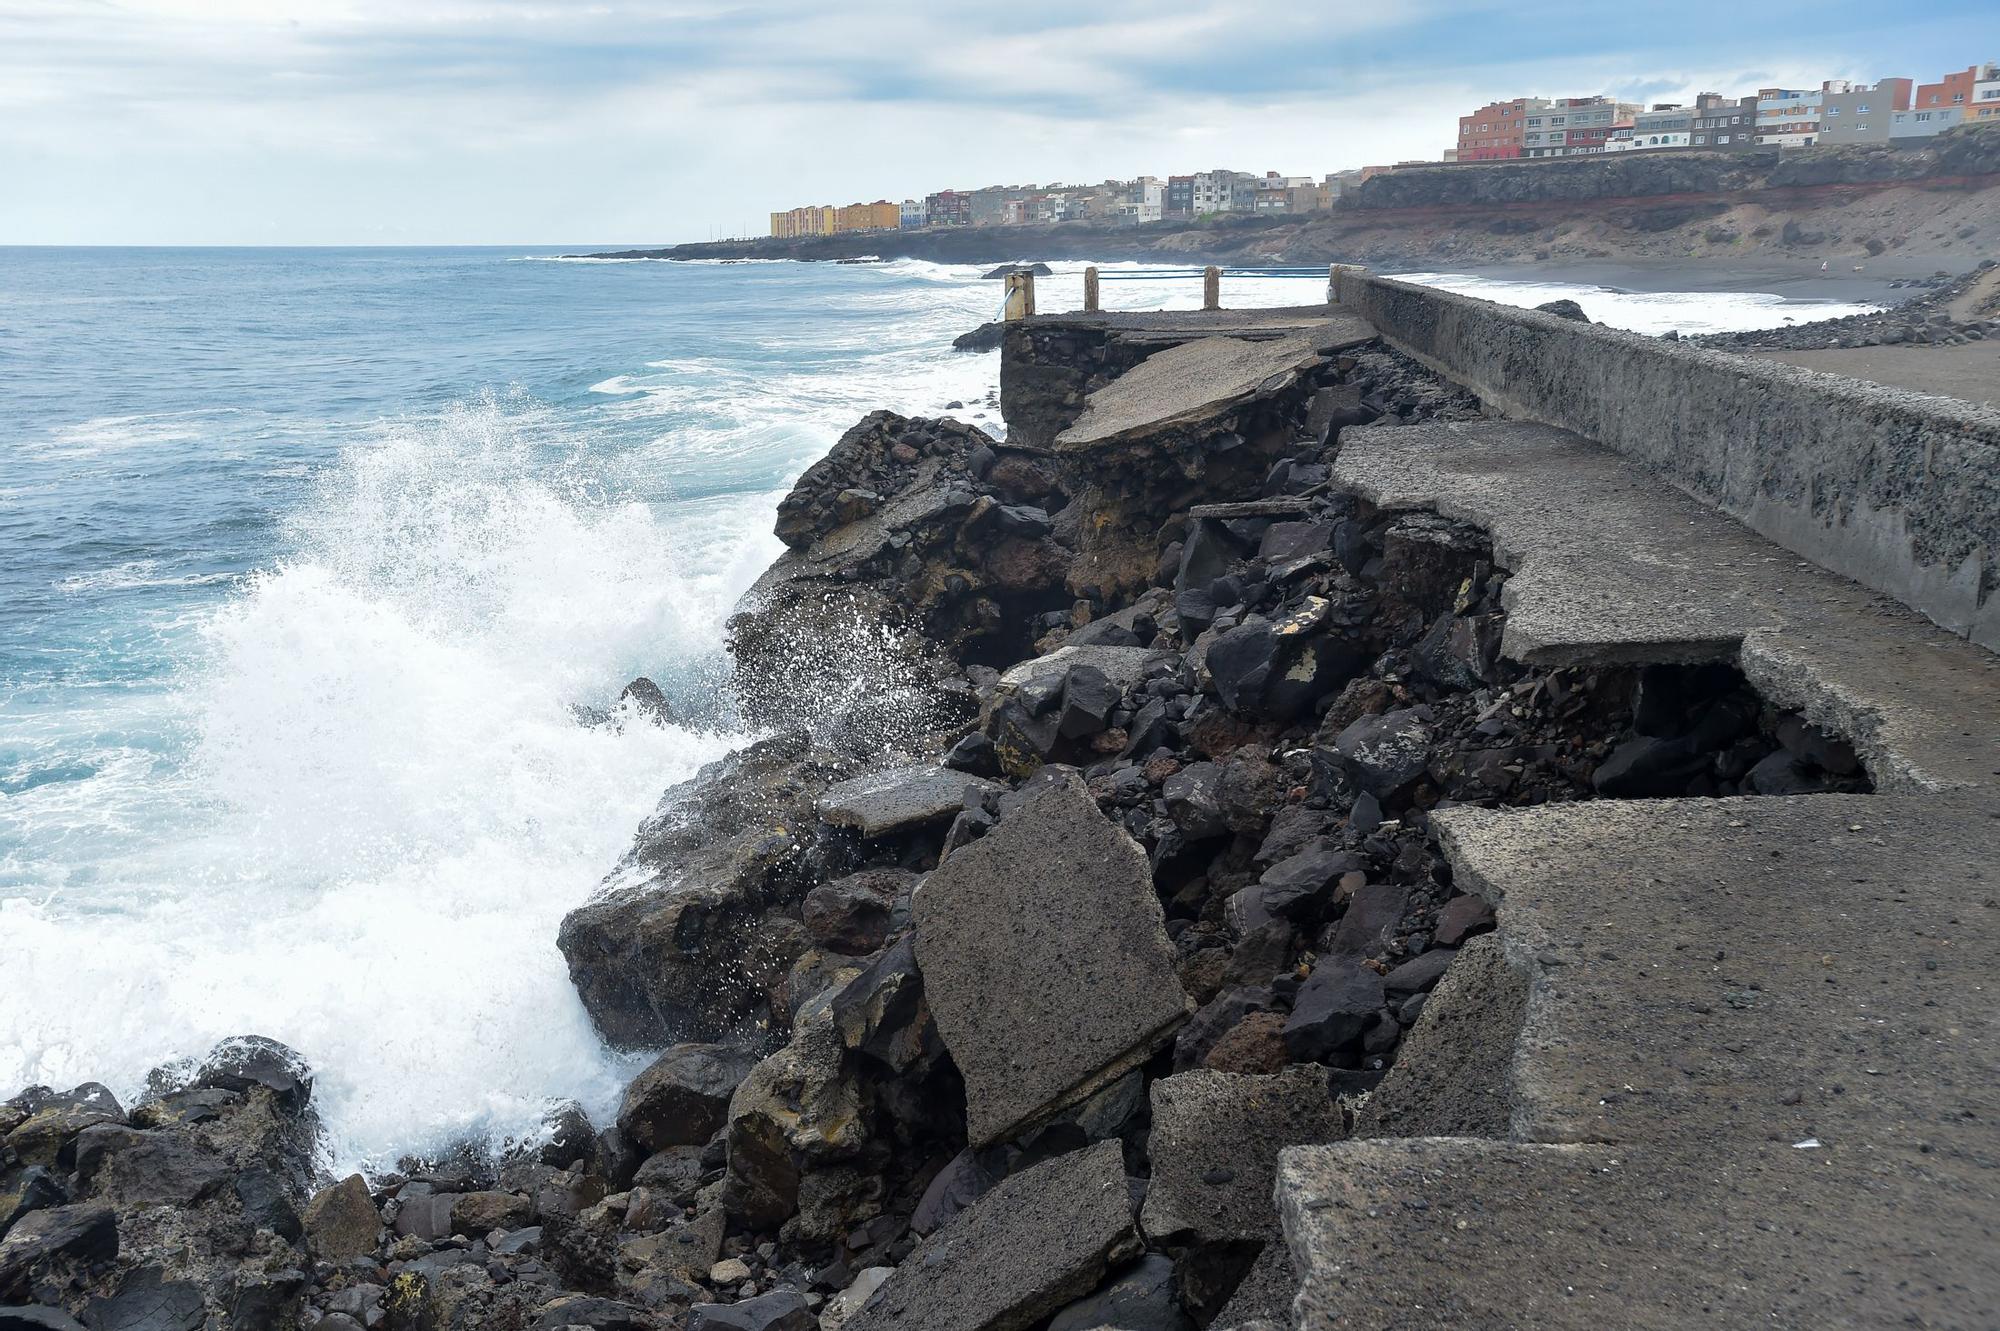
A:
1916,62,1999,114
1456,97,1553,160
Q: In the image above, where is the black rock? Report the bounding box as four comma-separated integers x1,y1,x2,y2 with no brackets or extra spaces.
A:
1057,666,1121,739
686,1288,816,1330
1333,709,1432,800
618,677,674,725
1745,750,1839,796
0,1310,88,1331
910,1148,997,1236
830,936,939,1075
233,1168,304,1243
1048,1253,1193,1331
803,868,912,955
1282,963,1385,1061
0,1205,118,1301
1383,949,1456,996
1163,763,1230,841
617,1044,759,1154
82,1266,207,1331
1257,840,1362,923
193,1036,313,1113
533,1296,658,1331
1592,735,1708,797
1535,298,1589,321
943,732,1000,777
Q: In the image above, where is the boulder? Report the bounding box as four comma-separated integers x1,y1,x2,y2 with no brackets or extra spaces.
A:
844,1141,1140,1331
0,1205,117,1301
193,1035,313,1113
1331,709,1432,801
84,1267,207,1331
1047,1254,1192,1331
559,733,832,1048
0,1306,89,1331
912,772,1191,1146
803,869,915,955
1282,963,1385,1062
829,937,941,1075
618,1044,760,1154
303,1174,380,1262
686,1288,815,1330
530,1295,656,1331
451,1190,533,1235
722,1011,865,1229
816,766,1001,840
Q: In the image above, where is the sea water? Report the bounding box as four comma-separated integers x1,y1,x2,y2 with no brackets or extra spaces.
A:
0,248,1877,1172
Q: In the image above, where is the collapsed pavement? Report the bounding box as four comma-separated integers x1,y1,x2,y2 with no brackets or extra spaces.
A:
7,296,1995,1331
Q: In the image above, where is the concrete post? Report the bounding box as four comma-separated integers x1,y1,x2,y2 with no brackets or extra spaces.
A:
1202,266,1221,311
1003,271,1037,321
1083,266,1100,313
1327,264,1368,305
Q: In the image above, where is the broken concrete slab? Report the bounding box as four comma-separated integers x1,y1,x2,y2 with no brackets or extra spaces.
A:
816,765,1002,840
1277,792,2000,1328
843,1140,1140,1331
1055,335,1349,451
1140,1067,1345,1248
1332,419,2000,794
1278,1134,2000,1330
912,770,1191,1147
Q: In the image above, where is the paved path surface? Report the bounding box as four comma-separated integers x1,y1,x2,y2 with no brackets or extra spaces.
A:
1281,418,2000,1330
1752,342,2000,407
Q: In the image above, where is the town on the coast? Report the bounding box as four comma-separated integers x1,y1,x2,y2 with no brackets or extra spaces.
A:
771,59,1999,238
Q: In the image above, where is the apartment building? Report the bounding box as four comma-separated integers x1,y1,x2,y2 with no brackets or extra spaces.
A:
898,199,928,229
1915,62,1999,113
1456,97,1552,160
1975,68,2000,120
767,205,837,239
833,201,899,233
1119,176,1164,223
924,190,971,226
1523,97,1639,157
1165,175,1195,218
1755,87,1824,147
1815,79,1913,146
1607,103,1693,151
1681,92,1757,149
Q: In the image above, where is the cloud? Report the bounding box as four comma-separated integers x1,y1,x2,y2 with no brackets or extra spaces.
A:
0,0,1986,242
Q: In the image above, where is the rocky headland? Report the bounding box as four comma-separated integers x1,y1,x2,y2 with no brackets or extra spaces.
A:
3,301,1898,1331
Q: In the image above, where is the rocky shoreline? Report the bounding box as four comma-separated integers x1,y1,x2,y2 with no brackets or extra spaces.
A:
1699,257,2000,351
4,316,1877,1331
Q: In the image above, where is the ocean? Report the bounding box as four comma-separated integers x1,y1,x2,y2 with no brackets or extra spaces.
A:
0,247,1881,1172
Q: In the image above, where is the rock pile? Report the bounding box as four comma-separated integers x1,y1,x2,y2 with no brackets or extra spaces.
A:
1701,259,2000,351
3,329,1878,1331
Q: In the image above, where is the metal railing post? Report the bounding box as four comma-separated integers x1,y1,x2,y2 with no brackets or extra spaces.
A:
1083,266,1100,313
1202,265,1221,311
1003,271,1037,321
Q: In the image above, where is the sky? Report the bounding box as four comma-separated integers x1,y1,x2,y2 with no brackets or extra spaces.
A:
0,0,1992,245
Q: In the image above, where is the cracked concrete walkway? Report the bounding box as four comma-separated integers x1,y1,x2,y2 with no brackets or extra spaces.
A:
1279,418,2000,1331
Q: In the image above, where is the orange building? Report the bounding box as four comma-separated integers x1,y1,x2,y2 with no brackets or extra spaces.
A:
1914,62,1998,112
834,201,900,233
1455,97,1551,161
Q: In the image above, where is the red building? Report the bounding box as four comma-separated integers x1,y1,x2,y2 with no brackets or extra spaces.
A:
1455,97,1550,160
1915,63,1998,111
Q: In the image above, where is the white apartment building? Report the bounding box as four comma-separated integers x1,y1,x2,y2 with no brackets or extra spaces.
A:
898,199,928,229
1756,87,1823,147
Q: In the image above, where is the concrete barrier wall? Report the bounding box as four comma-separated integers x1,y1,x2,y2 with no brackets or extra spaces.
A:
1334,271,2000,651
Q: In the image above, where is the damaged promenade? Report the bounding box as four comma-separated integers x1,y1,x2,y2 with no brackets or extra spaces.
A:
4,276,1996,1331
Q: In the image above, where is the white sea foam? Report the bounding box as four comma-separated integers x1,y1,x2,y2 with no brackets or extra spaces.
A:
2,397,768,1172
1396,272,1880,335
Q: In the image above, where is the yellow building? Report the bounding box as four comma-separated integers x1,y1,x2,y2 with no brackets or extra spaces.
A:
770,206,839,239
833,201,901,233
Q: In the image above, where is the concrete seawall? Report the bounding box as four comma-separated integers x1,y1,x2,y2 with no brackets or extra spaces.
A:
1333,269,2000,651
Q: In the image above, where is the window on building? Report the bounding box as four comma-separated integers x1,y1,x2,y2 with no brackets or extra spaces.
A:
1918,111,1932,121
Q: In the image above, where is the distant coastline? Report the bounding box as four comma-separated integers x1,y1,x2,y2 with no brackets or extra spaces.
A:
588,126,2000,278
